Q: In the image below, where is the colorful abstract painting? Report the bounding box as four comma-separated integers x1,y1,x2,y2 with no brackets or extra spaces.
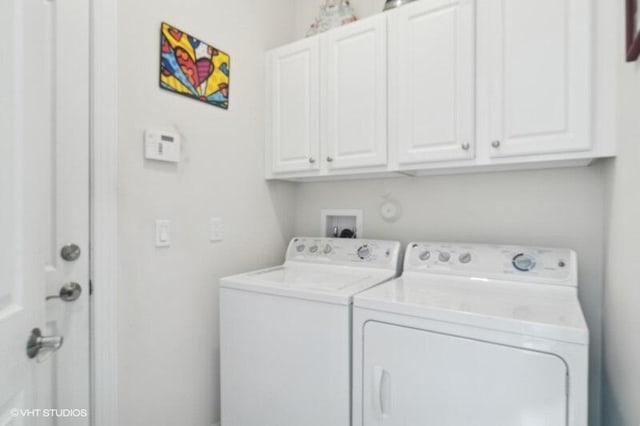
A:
160,23,230,109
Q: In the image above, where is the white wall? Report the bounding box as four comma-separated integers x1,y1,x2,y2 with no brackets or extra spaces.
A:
602,5,640,425
117,1,297,424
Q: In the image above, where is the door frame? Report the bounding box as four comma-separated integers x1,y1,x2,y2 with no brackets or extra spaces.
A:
90,0,119,424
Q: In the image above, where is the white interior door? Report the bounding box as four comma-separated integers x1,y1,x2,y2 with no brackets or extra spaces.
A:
390,0,475,165
362,322,567,426
324,15,388,170
1,0,90,424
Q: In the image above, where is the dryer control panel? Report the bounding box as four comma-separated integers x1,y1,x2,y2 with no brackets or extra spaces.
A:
404,242,577,287
286,237,402,271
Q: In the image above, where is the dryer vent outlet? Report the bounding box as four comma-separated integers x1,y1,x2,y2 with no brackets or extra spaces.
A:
320,209,363,239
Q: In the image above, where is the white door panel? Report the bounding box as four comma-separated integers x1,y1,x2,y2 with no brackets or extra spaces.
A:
391,0,475,165
362,322,567,426
488,0,590,157
0,0,49,419
269,38,321,174
325,16,387,170
1,0,90,423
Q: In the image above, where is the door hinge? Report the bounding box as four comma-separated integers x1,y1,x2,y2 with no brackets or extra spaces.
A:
89,280,93,296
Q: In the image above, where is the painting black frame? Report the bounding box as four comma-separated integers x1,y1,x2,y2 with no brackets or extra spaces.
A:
627,0,640,61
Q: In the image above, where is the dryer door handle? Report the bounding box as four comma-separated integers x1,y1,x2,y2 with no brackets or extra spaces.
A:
373,366,390,419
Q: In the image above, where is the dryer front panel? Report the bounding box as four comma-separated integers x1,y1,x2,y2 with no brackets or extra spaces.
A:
361,321,568,425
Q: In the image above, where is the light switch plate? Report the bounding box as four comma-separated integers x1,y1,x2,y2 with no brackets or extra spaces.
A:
155,219,171,247
210,217,223,242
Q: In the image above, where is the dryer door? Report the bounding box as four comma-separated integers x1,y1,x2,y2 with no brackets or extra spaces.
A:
361,321,568,426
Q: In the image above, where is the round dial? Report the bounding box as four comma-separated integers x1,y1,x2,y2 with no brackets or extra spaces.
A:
296,244,305,253
380,201,400,222
438,251,451,262
419,250,431,261
357,245,371,260
309,245,318,254
323,244,333,255
458,252,472,264
512,253,536,272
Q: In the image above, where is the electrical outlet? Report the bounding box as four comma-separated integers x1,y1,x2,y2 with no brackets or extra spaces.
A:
210,217,223,242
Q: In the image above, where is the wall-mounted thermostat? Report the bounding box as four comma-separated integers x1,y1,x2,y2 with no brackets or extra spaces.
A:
144,129,181,163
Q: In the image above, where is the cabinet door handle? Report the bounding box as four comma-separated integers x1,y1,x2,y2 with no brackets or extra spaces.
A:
491,140,501,148
461,143,470,151
308,157,316,164
326,156,334,163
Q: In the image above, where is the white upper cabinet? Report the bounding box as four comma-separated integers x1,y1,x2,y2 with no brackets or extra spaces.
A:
267,37,320,174
485,0,591,158
324,15,388,170
265,0,612,181
390,0,475,166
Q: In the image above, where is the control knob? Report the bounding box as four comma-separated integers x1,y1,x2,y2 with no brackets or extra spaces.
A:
438,251,451,262
323,244,333,255
512,253,536,272
458,252,472,264
419,250,431,261
309,245,318,254
357,245,371,260
296,244,305,253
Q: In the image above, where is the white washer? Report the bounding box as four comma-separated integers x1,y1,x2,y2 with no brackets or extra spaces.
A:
220,237,401,426
353,242,589,426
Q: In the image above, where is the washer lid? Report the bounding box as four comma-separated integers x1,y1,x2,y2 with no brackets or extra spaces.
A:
221,263,397,305
354,273,589,344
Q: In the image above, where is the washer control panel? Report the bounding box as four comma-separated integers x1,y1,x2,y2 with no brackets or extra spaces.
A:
287,237,402,270
405,242,576,286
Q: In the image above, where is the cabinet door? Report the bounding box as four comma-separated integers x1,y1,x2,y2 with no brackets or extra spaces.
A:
325,15,387,170
391,0,475,166
268,38,320,174
487,0,591,157
362,321,567,426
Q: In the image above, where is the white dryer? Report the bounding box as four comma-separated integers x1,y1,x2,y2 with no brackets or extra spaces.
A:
220,237,401,426
353,242,589,426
